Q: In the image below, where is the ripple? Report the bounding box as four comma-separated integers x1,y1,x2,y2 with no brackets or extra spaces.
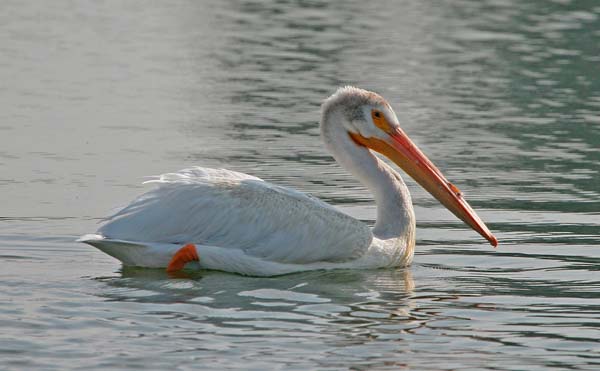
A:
1,0,600,370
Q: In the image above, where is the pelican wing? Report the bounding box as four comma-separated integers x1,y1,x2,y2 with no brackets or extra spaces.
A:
97,167,372,264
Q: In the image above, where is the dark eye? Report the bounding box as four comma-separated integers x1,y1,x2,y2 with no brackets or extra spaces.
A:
374,111,381,118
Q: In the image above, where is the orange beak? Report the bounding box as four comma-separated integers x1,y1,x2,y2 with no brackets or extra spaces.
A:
349,127,498,247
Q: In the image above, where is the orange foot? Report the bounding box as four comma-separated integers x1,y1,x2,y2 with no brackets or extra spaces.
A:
166,243,199,273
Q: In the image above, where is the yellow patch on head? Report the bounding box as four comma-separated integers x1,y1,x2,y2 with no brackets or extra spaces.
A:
371,109,393,133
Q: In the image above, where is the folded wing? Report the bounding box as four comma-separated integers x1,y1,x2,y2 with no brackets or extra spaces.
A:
98,167,372,264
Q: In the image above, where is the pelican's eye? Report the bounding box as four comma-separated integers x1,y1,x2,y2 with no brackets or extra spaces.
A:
371,109,392,133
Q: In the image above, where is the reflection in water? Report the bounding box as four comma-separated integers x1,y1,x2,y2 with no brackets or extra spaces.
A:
95,261,600,370
107,266,415,307
92,267,420,369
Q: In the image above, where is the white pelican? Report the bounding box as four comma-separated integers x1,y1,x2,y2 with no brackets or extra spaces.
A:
80,87,497,276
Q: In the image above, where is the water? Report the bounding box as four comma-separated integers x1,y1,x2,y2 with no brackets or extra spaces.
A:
1,0,599,369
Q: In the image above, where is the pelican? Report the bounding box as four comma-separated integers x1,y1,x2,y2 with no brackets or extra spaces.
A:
80,87,497,276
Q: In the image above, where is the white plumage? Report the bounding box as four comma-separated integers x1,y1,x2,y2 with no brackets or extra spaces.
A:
81,87,497,276
81,167,410,276
99,167,372,263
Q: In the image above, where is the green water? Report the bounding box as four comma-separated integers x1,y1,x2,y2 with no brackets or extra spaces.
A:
1,0,599,369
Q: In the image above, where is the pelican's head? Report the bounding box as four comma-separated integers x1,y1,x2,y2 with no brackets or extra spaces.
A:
321,86,498,247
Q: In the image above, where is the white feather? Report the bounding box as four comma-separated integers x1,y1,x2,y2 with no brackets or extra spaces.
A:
81,87,420,276
97,167,373,264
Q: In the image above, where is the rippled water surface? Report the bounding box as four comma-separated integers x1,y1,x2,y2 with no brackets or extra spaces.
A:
1,0,600,370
